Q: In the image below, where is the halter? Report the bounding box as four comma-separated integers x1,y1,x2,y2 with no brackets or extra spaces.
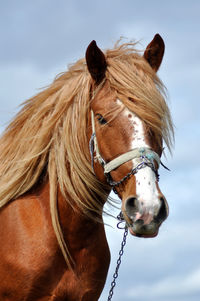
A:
89,110,161,191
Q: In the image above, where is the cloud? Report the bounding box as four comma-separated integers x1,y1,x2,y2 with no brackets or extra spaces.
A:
127,266,200,300
2,0,199,71
0,62,57,129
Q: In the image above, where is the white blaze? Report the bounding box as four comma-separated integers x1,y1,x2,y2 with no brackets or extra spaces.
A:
117,99,160,215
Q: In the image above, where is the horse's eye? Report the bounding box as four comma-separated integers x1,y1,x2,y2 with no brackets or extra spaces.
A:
97,114,107,125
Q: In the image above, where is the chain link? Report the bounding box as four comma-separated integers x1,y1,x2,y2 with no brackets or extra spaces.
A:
107,220,128,301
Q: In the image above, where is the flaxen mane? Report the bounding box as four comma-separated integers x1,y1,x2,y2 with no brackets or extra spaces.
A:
0,41,174,265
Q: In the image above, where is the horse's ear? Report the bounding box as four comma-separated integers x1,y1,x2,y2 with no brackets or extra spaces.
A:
143,34,165,72
86,40,107,84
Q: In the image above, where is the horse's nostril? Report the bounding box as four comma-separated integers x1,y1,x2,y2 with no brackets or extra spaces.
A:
155,197,168,223
126,197,137,207
125,197,138,218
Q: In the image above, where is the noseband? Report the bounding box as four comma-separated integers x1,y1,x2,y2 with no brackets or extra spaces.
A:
89,110,161,193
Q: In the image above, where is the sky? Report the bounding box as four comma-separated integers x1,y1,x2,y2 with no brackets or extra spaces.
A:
0,1,200,300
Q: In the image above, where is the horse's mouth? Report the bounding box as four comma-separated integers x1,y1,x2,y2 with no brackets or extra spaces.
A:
128,220,159,238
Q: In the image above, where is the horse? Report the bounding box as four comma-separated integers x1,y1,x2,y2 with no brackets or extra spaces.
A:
0,34,174,300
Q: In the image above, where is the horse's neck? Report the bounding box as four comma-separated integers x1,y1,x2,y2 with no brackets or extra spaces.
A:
32,180,110,300
36,180,105,251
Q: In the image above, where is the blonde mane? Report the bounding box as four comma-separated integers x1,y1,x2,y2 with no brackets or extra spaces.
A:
0,41,174,266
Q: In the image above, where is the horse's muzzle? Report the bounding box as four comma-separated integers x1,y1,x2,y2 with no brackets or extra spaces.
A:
123,195,169,238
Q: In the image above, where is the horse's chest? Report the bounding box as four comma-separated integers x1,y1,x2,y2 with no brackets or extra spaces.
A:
50,243,110,300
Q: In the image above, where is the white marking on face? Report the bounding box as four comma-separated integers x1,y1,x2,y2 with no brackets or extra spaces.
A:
116,99,160,215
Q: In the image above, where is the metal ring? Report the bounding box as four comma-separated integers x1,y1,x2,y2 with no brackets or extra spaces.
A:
117,221,127,229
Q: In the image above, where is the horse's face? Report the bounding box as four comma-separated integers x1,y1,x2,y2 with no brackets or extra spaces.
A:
86,35,168,238
90,86,168,238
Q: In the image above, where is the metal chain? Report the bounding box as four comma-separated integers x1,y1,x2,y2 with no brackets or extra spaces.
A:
105,159,159,192
107,217,128,301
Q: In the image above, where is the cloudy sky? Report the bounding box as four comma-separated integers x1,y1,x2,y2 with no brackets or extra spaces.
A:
0,1,200,300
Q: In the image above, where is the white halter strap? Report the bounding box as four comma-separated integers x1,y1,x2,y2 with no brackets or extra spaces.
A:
90,110,160,174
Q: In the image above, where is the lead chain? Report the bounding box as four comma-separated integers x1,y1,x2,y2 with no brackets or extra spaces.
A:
107,225,128,301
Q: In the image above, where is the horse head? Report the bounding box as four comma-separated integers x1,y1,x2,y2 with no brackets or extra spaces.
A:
86,35,169,238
